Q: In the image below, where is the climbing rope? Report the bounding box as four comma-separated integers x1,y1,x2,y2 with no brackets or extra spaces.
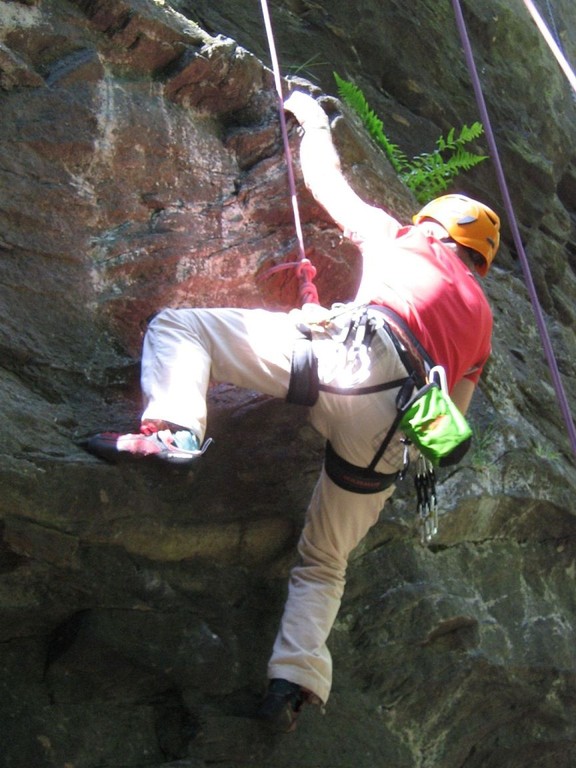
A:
522,0,576,94
259,0,320,306
452,0,576,461
541,0,576,102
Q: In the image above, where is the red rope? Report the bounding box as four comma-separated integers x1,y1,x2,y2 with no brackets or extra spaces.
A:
256,257,320,306
295,258,319,305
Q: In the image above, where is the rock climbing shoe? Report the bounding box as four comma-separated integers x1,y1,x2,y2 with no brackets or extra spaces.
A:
85,423,211,464
256,678,305,733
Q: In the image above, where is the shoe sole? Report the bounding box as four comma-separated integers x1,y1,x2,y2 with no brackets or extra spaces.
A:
83,437,201,465
257,705,298,734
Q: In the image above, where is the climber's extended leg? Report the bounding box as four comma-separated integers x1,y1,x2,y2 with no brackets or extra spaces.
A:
259,317,407,723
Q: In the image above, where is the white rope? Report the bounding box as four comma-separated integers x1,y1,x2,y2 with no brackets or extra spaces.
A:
259,0,306,262
259,0,319,305
522,0,576,94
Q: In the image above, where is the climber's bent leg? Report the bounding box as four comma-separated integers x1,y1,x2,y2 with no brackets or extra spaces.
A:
141,306,297,440
86,306,299,463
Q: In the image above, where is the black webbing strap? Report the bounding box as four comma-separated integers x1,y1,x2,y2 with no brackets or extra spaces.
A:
367,376,416,472
324,440,399,494
319,376,408,396
368,305,435,388
285,327,320,406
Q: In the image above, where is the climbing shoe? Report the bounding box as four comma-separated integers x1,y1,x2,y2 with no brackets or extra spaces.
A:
256,678,305,733
86,423,211,464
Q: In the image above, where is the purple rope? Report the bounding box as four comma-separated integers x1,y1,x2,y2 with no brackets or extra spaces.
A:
452,0,576,460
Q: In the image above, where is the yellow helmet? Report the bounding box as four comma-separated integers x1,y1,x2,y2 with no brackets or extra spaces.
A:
413,194,500,276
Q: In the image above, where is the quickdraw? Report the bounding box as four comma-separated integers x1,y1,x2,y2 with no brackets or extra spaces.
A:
414,453,438,546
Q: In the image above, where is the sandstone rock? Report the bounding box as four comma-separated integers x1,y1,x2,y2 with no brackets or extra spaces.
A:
0,0,575,766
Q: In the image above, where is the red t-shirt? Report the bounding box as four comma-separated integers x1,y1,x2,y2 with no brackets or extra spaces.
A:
349,215,493,392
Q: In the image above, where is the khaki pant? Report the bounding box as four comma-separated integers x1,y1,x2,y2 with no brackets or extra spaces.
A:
141,306,407,703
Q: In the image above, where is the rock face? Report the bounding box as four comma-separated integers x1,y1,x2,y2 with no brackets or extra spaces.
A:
1,0,575,766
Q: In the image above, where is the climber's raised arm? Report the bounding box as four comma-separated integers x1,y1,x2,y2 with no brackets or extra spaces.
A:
284,90,400,243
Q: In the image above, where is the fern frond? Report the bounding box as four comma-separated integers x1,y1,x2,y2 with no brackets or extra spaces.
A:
333,74,488,205
437,123,484,154
334,72,408,174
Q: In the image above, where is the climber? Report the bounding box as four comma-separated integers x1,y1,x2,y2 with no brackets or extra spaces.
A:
86,90,500,732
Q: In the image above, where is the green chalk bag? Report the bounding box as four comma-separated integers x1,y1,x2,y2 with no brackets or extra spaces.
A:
399,367,472,467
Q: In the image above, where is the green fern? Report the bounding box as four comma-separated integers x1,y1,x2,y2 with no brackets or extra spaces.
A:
333,72,408,175
334,73,487,204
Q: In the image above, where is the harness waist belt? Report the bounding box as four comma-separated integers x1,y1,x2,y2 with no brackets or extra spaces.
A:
324,441,399,494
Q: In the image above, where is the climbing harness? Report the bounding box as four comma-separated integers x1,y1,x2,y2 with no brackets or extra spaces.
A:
452,0,576,461
289,304,470,507
283,300,475,543
259,0,319,307
324,440,400,495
